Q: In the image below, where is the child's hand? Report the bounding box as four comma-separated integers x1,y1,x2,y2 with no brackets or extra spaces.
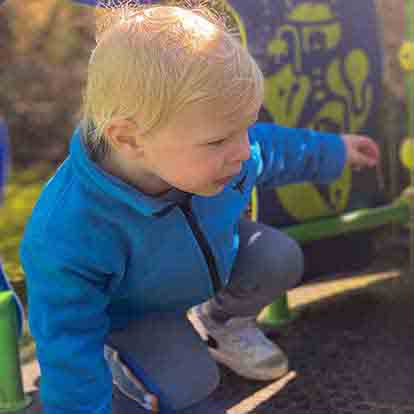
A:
341,134,380,171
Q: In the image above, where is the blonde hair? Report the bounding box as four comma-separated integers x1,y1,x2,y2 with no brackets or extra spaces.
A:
82,3,264,159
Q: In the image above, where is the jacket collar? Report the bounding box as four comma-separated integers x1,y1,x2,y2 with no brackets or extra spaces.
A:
70,127,188,217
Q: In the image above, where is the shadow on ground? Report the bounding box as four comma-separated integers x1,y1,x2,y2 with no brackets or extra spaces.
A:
22,247,414,414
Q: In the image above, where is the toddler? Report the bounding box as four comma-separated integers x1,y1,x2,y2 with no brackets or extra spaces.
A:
20,5,379,413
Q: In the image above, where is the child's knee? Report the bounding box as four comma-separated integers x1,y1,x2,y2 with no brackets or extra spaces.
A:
288,239,305,287
254,233,304,292
283,238,304,288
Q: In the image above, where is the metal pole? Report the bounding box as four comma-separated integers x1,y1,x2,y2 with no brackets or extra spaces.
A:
284,201,409,244
0,291,31,413
404,0,414,272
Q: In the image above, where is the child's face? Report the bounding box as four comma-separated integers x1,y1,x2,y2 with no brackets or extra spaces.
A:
139,102,259,196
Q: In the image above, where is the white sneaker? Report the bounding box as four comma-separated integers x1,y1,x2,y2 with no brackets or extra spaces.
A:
187,304,289,381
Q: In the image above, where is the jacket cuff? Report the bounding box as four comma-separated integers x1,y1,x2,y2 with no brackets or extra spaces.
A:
317,132,347,184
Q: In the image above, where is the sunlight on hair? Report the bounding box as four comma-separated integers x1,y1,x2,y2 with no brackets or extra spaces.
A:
172,7,218,40
133,13,144,24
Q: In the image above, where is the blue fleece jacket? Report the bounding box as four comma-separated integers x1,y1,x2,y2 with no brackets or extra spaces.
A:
20,122,346,414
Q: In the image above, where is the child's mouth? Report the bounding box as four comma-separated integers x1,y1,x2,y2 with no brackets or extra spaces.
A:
214,175,235,186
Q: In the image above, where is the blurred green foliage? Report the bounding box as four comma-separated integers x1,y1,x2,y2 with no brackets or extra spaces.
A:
0,164,52,282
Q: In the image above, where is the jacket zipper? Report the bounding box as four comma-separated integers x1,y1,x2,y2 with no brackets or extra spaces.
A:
179,197,222,294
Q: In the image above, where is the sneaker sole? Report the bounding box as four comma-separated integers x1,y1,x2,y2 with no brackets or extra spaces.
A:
208,346,289,381
187,307,208,339
188,308,289,381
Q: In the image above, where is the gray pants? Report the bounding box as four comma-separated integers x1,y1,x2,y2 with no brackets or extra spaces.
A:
110,219,304,413
204,218,304,321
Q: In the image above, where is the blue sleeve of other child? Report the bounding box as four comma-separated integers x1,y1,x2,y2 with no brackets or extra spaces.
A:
249,122,347,188
20,239,113,414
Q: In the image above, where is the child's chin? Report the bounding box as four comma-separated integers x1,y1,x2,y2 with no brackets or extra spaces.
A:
196,185,225,197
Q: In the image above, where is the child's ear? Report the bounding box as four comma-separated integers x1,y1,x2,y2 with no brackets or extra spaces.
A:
104,119,143,158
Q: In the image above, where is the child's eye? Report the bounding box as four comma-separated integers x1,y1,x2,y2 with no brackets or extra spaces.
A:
207,138,226,146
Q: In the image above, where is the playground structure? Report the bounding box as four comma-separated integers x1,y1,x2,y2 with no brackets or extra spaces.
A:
0,291,31,413
1,0,414,412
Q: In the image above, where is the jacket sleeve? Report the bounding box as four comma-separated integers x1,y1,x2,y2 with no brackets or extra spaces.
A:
20,239,113,414
249,122,347,188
